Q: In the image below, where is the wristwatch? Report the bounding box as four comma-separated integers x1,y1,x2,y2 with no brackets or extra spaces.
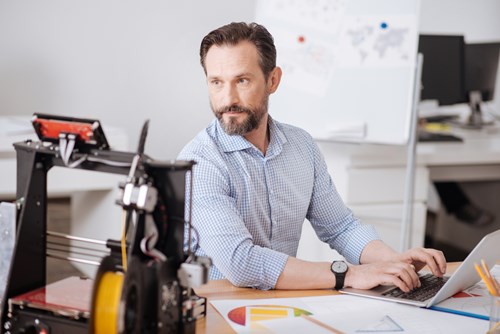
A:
331,260,348,290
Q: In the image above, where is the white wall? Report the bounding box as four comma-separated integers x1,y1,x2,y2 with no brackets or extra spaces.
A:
0,0,499,159
420,0,500,42
0,0,257,159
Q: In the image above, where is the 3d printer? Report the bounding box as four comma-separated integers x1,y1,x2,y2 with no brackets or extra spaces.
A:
0,114,210,334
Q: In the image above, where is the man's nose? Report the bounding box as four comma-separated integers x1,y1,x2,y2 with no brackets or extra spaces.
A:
223,84,239,106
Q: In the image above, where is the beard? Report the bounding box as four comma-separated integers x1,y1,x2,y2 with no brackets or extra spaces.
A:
212,95,269,136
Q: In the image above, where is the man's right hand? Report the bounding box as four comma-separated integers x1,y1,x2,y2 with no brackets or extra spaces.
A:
345,261,421,293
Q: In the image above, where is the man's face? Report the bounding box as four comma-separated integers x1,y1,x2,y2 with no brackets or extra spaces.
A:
204,41,270,136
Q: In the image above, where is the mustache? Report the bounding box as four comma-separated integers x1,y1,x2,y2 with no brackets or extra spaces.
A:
215,105,252,114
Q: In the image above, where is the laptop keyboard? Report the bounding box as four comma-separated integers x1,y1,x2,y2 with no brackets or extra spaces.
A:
382,273,449,302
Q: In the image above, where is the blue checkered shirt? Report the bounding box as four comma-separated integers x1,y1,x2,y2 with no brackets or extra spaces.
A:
178,117,379,290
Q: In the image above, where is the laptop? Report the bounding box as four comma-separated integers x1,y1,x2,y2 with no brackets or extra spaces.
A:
340,229,500,308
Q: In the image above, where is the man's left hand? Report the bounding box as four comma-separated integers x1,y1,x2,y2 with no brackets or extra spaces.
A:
395,247,447,277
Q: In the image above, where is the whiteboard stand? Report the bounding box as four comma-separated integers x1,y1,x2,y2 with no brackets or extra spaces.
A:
400,53,424,252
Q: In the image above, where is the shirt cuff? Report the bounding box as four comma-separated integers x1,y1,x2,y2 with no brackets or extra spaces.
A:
259,248,289,290
342,225,380,265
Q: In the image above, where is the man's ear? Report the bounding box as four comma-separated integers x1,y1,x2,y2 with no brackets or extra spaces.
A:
267,66,282,94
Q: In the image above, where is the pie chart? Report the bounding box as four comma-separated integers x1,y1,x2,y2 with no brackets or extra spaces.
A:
227,304,312,326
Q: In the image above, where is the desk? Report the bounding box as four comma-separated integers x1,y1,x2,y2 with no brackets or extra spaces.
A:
195,263,462,333
297,125,500,262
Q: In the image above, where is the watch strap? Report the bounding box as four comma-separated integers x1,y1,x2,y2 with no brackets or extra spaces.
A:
334,272,345,290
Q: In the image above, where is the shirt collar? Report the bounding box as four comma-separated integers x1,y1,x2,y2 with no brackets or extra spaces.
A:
214,116,288,157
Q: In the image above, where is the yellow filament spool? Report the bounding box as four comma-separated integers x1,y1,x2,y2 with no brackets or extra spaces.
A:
93,271,124,334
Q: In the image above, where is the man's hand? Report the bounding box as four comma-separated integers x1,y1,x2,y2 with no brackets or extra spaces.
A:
394,247,447,277
354,241,447,292
345,261,421,293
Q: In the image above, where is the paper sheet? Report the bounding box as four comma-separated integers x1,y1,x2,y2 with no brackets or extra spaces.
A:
211,294,488,333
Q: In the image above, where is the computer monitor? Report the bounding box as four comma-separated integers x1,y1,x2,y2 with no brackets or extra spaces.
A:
464,42,500,127
418,34,466,106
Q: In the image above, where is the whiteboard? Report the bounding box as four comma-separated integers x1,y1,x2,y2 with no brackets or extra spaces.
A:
256,0,420,145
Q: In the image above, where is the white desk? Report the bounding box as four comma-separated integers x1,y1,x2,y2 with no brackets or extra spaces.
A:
297,124,500,262
0,116,129,277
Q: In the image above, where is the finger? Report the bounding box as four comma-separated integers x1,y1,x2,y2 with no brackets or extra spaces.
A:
396,268,415,290
408,264,421,288
431,249,447,274
383,273,412,293
400,263,420,289
385,263,419,290
421,249,447,276
408,248,443,277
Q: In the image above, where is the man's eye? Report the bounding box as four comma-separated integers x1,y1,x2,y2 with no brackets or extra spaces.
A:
238,78,248,84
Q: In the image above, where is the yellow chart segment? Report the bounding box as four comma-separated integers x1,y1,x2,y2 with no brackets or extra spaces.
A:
249,307,290,322
248,306,293,330
94,271,124,334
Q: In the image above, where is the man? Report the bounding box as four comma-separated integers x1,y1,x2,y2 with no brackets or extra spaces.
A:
178,22,446,291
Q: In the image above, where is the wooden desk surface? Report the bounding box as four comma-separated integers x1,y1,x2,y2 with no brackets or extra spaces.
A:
194,263,461,333
194,280,340,333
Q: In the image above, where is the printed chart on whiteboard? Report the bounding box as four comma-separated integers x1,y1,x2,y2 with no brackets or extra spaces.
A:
256,0,420,145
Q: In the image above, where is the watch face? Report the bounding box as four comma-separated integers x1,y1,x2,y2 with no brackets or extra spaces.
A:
332,261,348,273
